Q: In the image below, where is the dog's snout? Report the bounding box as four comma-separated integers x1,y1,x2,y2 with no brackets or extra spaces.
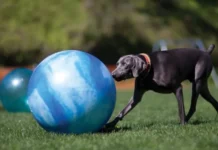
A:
111,71,116,77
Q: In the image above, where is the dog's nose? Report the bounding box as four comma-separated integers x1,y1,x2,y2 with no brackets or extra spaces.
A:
111,72,116,78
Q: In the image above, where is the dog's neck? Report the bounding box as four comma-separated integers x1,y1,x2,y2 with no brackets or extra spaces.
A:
138,53,151,74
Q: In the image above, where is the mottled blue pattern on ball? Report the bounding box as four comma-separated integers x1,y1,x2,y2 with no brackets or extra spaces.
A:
27,50,116,134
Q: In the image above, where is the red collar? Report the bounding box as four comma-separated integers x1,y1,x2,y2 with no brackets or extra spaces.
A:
139,53,151,73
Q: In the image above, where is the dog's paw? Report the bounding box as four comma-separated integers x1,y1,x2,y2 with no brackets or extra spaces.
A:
98,118,120,133
99,125,120,133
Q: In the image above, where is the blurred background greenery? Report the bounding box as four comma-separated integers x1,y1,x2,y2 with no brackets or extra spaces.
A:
0,0,218,66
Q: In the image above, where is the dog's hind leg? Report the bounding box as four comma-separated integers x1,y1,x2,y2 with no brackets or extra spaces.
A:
186,57,213,122
174,85,186,125
200,82,218,112
185,82,201,122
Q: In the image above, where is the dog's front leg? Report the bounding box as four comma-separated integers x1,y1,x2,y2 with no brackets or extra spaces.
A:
104,87,146,129
174,85,186,125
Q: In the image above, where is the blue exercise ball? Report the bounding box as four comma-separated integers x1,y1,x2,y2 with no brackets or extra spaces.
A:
27,50,116,134
0,68,32,112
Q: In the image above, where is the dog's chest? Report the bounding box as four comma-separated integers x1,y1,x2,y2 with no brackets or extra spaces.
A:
138,78,174,94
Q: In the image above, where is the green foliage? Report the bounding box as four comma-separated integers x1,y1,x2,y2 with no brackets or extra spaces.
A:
1,87,218,150
83,0,152,64
0,0,218,65
0,0,86,65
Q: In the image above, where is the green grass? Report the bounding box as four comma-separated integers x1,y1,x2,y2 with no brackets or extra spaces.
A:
1,85,218,150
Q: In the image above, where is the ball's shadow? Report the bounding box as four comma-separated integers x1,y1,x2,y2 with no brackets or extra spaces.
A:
0,106,4,111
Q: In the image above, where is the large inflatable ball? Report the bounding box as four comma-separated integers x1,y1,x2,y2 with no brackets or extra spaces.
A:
27,50,116,134
0,68,32,112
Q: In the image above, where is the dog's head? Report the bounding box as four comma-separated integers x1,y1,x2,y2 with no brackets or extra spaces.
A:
112,54,149,81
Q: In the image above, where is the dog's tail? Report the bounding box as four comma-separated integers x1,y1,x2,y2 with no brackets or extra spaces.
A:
207,44,215,55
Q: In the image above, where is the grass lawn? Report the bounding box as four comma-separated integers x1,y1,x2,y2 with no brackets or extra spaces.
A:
0,85,218,150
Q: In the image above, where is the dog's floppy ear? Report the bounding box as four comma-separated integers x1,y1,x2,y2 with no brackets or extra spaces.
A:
132,57,146,78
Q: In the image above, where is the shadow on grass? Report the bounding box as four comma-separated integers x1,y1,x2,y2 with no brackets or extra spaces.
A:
0,106,4,111
96,126,133,134
189,119,218,125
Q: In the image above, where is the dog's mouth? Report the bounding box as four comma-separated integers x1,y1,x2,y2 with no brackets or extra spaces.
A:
113,71,133,82
114,78,123,81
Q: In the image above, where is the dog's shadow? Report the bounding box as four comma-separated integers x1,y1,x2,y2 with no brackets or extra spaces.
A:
96,119,218,134
189,119,217,125
97,119,218,134
96,126,132,134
